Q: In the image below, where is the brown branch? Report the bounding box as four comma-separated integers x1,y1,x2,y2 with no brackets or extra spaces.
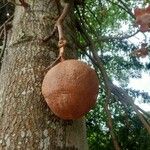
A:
55,1,70,60
43,3,70,42
56,2,70,40
43,1,71,42
43,1,71,70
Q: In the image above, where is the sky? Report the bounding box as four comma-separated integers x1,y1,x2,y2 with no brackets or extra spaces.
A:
120,25,150,112
127,34,150,111
128,72,150,111
129,72,150,94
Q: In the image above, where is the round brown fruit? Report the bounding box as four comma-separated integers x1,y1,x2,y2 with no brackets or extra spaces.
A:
42,59,99,120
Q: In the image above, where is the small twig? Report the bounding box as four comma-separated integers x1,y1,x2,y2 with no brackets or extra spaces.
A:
131,103,150,134
42,27,57,42
0,15,14,32
45,56,61,72
0,24,7,61
0,2,9,10
0,29,4,39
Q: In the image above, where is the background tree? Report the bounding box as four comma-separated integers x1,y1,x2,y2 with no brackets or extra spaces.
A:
0,0,150,150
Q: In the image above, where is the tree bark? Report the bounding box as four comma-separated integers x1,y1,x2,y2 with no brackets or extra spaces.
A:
0,0,88,149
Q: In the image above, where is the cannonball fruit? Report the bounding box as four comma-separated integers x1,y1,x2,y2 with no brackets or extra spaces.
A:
42,59,99,120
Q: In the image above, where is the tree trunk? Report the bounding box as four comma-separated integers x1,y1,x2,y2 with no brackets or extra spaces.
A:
0,0,88,149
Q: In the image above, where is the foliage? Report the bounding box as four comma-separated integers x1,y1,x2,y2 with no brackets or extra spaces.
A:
76,0,150,149
86,95,150,150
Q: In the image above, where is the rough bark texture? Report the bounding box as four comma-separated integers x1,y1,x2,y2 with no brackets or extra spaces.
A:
0,0,88,149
